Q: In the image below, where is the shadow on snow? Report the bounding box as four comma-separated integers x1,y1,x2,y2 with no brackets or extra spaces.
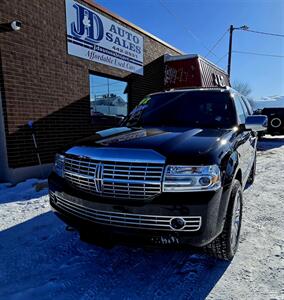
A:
0,180,48,204
257,136,284,151
0,212,230,300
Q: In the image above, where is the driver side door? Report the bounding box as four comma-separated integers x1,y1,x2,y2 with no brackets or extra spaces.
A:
234,95,255,183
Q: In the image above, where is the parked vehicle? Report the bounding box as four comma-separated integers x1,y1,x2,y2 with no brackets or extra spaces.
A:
49,87,267,260
254,107,284,136
91,111,125,128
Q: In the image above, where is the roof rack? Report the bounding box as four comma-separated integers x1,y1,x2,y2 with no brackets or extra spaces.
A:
165,86,231,92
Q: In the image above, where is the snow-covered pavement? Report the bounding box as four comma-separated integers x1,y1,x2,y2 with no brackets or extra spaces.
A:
0,136,283,300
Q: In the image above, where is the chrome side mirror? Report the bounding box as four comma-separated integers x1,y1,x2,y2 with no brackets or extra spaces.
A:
245,115,267,132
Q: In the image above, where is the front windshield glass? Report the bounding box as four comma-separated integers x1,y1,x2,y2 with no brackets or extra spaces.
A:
124,91,237,129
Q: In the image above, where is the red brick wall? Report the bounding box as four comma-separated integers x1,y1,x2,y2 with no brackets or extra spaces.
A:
0,0,181,168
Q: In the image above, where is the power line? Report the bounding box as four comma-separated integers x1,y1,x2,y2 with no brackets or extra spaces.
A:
215,53,228,64
244,29,284,38
205,29,229,58
159,0,218,58
233,50,284,58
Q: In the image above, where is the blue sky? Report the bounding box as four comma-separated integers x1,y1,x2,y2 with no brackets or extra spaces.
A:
94,0,284,99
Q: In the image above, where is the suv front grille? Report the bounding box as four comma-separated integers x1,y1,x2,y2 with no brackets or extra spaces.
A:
63,155,164,200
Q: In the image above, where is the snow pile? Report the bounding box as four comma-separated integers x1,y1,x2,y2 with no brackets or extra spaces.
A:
254,95,284,109
0,179,48,203
0,179,49,231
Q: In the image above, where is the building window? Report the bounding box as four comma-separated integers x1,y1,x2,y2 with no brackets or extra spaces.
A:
90,74,128,126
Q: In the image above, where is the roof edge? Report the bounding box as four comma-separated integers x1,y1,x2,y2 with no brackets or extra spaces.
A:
83,0,183,54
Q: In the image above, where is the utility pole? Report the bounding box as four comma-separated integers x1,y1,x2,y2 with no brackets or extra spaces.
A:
227,25,234,78
227,25,249,78
107,78,110,97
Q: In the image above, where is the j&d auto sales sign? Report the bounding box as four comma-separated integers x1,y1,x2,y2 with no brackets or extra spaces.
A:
65,0,144,75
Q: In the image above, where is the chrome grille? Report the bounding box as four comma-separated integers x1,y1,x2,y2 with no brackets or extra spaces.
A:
50,192,202,232
64,157,102,194
63,155,164,200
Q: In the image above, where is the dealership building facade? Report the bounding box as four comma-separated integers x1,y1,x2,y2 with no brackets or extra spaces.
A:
0,0,182,183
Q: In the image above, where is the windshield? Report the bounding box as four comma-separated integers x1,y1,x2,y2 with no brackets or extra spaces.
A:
124,91,237,129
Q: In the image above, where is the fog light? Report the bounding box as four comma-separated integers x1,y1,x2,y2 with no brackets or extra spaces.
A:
170,217,186,230
199,176,211,186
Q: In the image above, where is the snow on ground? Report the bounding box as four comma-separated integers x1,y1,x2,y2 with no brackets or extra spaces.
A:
0,179,49,231
0,136,283,300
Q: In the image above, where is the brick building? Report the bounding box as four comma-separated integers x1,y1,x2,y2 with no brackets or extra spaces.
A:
0,0,182,183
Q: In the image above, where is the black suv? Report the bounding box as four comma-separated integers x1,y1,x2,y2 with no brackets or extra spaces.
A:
49,87,267,260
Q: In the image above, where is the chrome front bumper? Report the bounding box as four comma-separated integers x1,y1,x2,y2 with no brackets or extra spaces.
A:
50,191,202,232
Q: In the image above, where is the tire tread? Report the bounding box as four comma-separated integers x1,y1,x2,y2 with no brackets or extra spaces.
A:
203,180,242,260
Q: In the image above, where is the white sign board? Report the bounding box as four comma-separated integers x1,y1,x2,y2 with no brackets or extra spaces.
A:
65,0,144,75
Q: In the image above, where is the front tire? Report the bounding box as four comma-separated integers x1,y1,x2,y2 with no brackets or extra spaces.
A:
204,180,243,260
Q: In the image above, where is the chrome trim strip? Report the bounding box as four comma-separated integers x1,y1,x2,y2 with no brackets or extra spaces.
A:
103,184,160,190
95,162,103,193
103,164,163,168
50,192,202,232
65,147,166,164
64,171,94,180
103,178,161,185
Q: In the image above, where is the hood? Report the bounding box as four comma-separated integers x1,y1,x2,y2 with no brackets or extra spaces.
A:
66,126,234,164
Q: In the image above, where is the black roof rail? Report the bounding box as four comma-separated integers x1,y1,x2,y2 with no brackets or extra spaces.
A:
164,86,231,92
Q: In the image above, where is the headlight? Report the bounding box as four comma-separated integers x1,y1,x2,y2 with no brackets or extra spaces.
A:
53,154,65,177
163,165,221,192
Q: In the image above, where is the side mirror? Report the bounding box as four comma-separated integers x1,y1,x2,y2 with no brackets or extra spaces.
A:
245,115,267,132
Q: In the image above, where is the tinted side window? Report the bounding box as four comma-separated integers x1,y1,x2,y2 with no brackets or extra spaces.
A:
234,96,246,124
239,97,249,117
241,96,253,115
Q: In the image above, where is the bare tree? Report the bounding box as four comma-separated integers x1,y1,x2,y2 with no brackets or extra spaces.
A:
232,81,252,96
247,97,255,109
232,81,255,109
